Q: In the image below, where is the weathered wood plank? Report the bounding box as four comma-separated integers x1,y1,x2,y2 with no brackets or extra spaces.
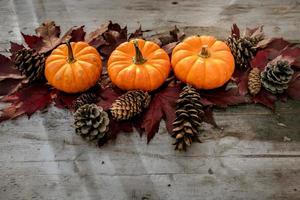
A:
1,0,300,199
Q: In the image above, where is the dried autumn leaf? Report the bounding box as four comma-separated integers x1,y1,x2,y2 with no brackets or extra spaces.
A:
35,21,61,53
202,106,218,127
0,78,25,96
155,26,185,46
0,54,24,96
108,119,134,140
85,21,110,46
261,38,290,51
97,87,123,110
232,69,249,96
21,33,44,52
231,24,240,37
162,42,178,55
128,26,144,39
22,21,86,54
0,54,20,78
0,84,52,122
141,84,180,143
52,90,79,110
86,21,127,57
200,86,248,108
280,47,300,68
252,89,277,110
61,25,86,43
9,42,25,60
244,25,264,41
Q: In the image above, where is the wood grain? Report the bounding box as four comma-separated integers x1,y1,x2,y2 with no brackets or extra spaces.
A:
1,0,300,199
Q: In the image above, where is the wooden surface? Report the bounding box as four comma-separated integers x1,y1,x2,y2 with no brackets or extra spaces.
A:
1,0,300,199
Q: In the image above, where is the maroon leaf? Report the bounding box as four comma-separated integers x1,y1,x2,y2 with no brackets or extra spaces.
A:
22,21,86,54
280,47,300,68
233,69,249,96
108,118,134,140
86,21,110,48
97,87,123,110
263,38,290,51
252,89,277,110
288,72,300,100
100,29,127,56
9,42,25,60
59,25,86,44
231,24,240,38
0,84,52,122
200,86,248,108
156,26,185,47
67,26,86,42
52,90,79,110
0,54,20,77
142,84,180,143
86,21,127,57
251,49,274,70
202,106,218,127
128,26,144,39
162,42,178,55
21,33,44,52
0,78,24,96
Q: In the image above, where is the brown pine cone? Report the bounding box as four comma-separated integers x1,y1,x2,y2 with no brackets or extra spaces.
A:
110,90,151,121
261,60,294,94
73,93,97,110
172,85,204,151
74,104,110,142
14,49,45,83
226,36,257,69
248,68,261,95
226,25,264,69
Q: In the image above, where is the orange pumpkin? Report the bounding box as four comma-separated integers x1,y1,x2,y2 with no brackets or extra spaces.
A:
171,35,235,89
45,42,102,93
107,39,171,91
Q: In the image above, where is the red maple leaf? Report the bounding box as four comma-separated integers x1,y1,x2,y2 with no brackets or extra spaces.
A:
252,89,277,110
22,21,86,54
52,90,80,110
200,86,248,108
0,54,24,96
141,84,180,143
9,42,25,60
0,84,52,122
97,86,124,110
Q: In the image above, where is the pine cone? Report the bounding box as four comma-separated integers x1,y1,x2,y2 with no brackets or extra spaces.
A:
248,68,261,95
74,104,110,142
110,90,151,121
226,36,258,69
172,86,204,151
73,93,97,110
14,49,45,83
261,60,294,94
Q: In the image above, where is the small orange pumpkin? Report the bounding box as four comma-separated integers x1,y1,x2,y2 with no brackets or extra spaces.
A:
45,42,102,93
107,39,171,91
171,35,235,89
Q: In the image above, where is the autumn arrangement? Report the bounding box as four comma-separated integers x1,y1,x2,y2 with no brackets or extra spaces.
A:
0,21,299,151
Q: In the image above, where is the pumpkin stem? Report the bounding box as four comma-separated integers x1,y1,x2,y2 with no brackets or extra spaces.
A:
66,42,76,63
133,40,147,64
199,45,210,58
